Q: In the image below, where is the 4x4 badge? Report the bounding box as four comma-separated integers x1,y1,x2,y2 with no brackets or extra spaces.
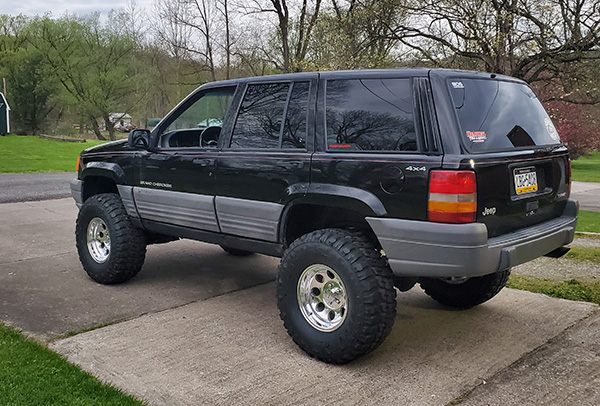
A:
405,166,426,172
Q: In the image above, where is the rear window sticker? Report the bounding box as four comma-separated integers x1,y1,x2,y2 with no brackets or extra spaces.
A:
451,81,465,89
544,117,560,141
466,131,487,143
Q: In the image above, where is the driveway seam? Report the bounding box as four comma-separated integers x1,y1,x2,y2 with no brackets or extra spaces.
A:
48,278,277,344
444,306,600,406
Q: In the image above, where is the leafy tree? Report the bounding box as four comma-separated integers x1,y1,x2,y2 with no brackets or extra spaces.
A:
385,0,600,84
0,15,58,134
309,0,405,70
29,14,148,140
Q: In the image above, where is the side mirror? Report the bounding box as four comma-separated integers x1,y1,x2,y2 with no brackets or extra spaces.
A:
128,129,150,149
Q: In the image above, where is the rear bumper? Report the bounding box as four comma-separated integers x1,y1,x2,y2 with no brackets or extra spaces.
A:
366,200,579,278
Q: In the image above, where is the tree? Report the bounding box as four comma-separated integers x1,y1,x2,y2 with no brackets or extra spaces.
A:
309,0,405,70
385,0,600,83
0,15,58,135
245,0,322,72
30,15,148,140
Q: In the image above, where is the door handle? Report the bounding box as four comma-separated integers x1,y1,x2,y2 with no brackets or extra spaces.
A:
192,158,214,167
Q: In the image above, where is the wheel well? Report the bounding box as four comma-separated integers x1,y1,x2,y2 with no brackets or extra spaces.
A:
282,204,378,247
82,176,119,202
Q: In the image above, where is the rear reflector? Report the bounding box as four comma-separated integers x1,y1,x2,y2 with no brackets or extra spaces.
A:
429,170,477,223
567,159,572,198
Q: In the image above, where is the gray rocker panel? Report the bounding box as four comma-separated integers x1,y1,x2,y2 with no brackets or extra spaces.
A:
133,187,219,232
215,196,283,242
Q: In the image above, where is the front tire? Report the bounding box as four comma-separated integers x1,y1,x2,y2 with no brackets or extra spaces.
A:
75,193,147,284
419,270,511,309
277,229,396,364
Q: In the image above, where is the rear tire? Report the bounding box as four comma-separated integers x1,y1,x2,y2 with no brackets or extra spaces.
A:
419,270,511,309
75,193,147,284
277,229,396,364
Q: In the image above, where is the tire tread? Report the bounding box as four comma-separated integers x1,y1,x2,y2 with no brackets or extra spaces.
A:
277,228,396,364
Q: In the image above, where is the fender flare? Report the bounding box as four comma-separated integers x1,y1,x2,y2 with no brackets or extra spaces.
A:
80,162,126,184
278,183,387,242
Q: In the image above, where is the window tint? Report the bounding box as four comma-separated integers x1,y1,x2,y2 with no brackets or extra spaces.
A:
325,79,416,151
231,83,289,149
161,87,235,148
449,78,561,152
282,82,309,149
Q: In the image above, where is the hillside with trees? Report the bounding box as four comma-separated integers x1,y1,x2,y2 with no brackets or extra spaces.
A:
0,0,598,153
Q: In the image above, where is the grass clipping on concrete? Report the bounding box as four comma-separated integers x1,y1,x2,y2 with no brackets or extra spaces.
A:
0,324,142,406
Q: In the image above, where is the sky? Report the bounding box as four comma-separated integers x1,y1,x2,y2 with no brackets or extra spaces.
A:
0,0,154,17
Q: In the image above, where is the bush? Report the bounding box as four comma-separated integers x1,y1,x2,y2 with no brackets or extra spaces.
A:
544,101,600,159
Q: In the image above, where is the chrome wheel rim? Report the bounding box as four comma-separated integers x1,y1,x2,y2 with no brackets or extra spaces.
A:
87,217,111,263
297,264,348,332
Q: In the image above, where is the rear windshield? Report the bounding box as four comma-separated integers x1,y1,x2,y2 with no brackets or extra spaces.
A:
448,78,561,152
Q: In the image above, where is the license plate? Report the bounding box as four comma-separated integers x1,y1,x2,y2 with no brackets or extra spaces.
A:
514,167,538,195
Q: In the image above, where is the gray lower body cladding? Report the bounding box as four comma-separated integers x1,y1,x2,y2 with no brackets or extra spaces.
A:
133,187,219,232
367,199,579,278
70,179,83,208
120,187,283,242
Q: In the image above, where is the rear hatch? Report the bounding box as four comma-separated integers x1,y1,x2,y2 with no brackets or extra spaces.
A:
445,76,570,237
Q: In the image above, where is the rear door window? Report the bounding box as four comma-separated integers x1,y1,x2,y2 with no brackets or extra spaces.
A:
448,78,561,152
230,82,309,149
325,78,417,152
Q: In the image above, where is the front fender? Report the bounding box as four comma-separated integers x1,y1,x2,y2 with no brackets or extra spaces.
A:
80,162,126,184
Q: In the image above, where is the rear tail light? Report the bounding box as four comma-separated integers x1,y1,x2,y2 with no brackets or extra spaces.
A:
428,170,477,223
567,159,572,198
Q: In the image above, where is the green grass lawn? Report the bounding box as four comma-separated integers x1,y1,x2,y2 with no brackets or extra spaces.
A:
0,135,105,173
508,276,600,305
577,210,600,233
571,150,600,183
0,324,142,405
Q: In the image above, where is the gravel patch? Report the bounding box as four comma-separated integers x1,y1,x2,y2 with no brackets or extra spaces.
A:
513,256,600,282
569,236,600,249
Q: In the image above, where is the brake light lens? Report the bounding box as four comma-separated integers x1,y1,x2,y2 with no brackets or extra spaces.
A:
428,170,477,223
567,159,572,198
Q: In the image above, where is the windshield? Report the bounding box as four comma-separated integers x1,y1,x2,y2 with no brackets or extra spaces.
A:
448,78,561,152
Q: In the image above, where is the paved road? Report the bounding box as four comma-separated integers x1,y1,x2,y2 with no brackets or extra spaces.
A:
1,198,599,405
572,181,600,212
0,172,75,203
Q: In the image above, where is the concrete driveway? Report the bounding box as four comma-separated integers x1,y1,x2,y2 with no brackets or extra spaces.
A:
1,198,599,405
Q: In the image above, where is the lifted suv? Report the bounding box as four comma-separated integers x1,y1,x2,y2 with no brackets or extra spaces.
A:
71,69,578,363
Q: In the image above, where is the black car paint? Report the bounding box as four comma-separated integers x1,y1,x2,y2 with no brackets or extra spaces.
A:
77,68,569,248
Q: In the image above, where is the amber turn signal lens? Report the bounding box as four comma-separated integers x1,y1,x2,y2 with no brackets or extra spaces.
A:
428,170,477,223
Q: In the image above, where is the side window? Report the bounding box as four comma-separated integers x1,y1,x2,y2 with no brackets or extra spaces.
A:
230,81,309,149
161,87,235,148
282,82,309,149
325,79,417,152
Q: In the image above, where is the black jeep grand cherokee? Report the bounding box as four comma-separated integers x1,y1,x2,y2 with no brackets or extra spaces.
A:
71,69,578,363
